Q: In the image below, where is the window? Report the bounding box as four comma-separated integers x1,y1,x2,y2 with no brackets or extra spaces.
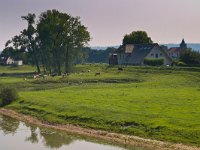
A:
151,53,154,56
160,53,162,56
155,54,158,58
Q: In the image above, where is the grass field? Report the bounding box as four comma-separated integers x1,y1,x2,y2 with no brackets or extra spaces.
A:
1,64,200,146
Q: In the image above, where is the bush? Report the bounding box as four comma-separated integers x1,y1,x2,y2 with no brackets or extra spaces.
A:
144,58,164,66
0,86,18,106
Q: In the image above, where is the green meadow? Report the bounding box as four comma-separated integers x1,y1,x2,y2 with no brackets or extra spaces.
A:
1,65,200,146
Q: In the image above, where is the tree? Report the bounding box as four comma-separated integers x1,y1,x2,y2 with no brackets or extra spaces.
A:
4,14,41,71
2,36,28,63
21,13,41,73
3,10,90,74
82,47,116,63
123,31,153,45
37,10,90,74
0,47,15,58
180,48,200,65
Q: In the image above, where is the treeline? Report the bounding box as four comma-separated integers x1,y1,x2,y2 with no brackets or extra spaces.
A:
82,47,116,63
180,48,200,66
2,10,90,74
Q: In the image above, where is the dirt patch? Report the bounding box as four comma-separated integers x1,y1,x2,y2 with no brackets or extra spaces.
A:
0,108,199,150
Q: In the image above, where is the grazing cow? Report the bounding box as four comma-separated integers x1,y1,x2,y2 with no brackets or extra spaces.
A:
33,74,40,79
62,74,66,78
43,74,48,80
95,72,101,76
51,73,57,77
118,67,123,71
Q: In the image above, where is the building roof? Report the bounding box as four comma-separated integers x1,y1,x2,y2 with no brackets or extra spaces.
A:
127,44,158,64
168,47,179,53
180,38,187,49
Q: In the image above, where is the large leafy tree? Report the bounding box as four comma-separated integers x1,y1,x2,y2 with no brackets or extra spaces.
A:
4,10,90,74
37,10,90,74
123,31,153,45
21,13,41,73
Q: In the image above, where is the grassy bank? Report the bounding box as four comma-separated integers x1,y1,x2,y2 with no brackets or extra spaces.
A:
1,64,200,146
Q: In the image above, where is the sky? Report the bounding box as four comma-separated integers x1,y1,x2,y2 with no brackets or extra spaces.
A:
0,0,200,50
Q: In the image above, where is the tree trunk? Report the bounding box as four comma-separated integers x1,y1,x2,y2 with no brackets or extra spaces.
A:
35,55,41,73
65,47,69,73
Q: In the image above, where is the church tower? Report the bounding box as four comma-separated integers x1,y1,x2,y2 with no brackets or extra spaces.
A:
180,39,187,49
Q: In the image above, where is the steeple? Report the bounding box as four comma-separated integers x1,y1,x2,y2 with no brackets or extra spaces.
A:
180,39,187,49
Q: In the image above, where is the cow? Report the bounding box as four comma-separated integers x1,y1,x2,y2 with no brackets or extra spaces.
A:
118,67,123,71
95,72,101,76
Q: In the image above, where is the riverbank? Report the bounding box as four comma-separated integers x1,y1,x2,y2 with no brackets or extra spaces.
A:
0,108,199,150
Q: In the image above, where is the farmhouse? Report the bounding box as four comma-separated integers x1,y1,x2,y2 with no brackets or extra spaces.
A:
2,57,14,65
109,43,172,66
0,57,23,66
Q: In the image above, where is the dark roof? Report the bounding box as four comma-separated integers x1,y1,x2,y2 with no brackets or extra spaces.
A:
126,44,157,64
168,47,179,53
181,39,186,45
115,44,158,64
180,38,187,48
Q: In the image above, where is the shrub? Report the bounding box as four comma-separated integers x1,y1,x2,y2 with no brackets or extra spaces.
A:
144,58,164,66
0,86,18,106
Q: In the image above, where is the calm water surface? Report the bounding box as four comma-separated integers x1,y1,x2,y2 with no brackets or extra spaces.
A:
0,115,148,150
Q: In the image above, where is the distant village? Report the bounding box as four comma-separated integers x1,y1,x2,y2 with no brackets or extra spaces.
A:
0,39,195,67
109,39,187,66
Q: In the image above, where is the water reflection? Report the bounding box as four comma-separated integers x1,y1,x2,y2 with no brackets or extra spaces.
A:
40,128,74,148
0,115,20,135
0,115,75,149
25,126,39,143
0,115,147,150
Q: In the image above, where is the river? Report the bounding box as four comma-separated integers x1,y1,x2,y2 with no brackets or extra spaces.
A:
0,115,148,150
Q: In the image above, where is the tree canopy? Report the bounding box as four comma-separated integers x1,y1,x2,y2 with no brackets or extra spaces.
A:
123,31,153,45
180,48,200,65
3,10,90,74
37,10,90,74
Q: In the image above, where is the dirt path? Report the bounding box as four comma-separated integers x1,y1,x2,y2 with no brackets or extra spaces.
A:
0,108,199,150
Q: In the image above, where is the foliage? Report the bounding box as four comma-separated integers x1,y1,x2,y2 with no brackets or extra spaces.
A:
0,46,27,64
0,86,18,106
37,10,90,74
82,47,116,63
144,58,164,66
180,48,200,65
4,10,90,74
123,31,153,45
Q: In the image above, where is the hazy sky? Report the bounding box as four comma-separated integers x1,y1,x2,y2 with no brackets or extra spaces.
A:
0,0,200,50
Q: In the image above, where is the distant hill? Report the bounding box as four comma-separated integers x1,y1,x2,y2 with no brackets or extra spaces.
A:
91,43,200,52
91,46,119,50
